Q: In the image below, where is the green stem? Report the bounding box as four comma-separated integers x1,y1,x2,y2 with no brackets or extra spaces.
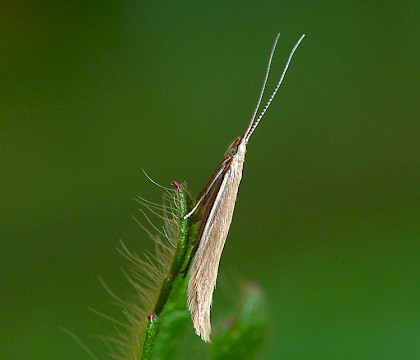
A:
154,277,173,315
169,183,189,277
151,182,190,316
137,181,196,359
141,313,160,360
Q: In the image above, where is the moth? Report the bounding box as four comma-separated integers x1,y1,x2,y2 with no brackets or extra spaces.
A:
185,33,305,342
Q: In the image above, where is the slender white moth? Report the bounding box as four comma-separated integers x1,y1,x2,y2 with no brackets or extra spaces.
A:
185,33,305,342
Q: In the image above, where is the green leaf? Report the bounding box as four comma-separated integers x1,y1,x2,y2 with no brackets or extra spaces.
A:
211,282,268,360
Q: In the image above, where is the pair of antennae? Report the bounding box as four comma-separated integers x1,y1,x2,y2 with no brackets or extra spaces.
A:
244,33,305,143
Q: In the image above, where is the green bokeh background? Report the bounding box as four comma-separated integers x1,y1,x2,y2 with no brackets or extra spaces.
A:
1,2,419,359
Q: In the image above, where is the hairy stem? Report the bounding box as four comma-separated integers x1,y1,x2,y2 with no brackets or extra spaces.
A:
138,182,196,359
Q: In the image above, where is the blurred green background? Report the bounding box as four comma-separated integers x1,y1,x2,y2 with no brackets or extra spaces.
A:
1,1,419,359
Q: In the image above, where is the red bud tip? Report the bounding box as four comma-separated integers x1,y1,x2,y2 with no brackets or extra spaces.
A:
147,313,156,320
172,181,181,190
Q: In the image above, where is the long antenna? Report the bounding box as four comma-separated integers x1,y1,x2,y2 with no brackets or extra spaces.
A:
244,33,281,140
245,33,305,143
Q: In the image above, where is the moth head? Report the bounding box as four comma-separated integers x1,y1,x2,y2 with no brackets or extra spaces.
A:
225,136,245,157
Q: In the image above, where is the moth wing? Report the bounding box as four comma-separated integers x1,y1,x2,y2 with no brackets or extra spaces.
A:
187,155,244,342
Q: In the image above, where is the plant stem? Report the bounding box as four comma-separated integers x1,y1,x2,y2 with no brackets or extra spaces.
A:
139,182,196,359
141,313,160,360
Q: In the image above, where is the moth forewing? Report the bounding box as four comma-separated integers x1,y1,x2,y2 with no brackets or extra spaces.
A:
187,141,246,342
